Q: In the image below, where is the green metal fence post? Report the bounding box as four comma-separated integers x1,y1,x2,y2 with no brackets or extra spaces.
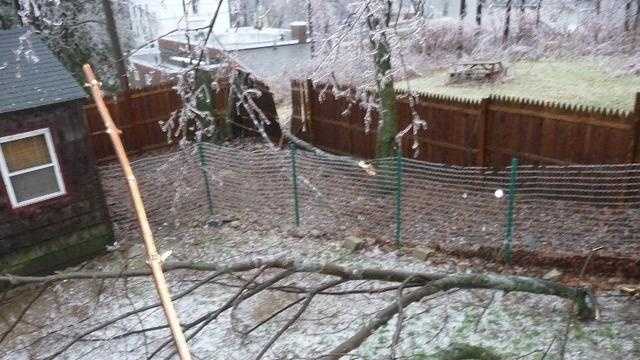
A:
395,147,403,247
290,143,301,227
504,157,519,265
198,142,214,216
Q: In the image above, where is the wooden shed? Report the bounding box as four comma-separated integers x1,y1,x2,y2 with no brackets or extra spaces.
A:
0,28,113,275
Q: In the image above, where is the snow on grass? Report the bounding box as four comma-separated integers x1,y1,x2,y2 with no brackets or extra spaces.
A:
1,221,638,359
400,57,640,111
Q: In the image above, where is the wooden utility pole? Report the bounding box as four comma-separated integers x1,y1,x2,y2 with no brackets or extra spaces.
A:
83,65,193,360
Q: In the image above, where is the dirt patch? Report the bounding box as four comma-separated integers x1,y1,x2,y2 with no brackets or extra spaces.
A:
431,243,640,281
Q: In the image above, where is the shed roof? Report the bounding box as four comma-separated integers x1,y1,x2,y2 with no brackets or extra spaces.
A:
0,28,87,114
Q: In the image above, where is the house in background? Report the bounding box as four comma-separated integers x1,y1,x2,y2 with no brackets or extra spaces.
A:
128,0,311,84
128,0,232,44
0,28,113,275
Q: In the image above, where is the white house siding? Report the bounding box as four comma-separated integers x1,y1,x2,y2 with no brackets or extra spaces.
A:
129,0,231,45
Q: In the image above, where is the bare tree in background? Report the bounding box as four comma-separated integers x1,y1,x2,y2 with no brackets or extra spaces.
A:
476,0,485,26
503,0,514,44
101,0,129,94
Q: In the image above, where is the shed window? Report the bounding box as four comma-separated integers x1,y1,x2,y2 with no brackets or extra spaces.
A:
0,128,66,207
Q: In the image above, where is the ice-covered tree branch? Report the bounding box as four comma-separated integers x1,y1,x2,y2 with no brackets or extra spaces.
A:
1,256,597,359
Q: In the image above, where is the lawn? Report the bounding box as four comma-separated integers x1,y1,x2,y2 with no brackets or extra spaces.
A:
401,57,640,111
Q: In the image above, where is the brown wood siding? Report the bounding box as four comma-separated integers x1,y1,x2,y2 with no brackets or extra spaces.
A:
0,101,112,256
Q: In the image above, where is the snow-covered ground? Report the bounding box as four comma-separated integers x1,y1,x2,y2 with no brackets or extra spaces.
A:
1,217,638,359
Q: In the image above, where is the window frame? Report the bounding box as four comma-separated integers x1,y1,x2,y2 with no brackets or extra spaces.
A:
0,128,67,208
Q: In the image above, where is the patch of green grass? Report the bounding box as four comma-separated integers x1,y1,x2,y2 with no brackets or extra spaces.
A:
400,57,640,111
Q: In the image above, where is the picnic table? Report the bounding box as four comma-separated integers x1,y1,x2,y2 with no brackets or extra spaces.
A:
448,61,507,83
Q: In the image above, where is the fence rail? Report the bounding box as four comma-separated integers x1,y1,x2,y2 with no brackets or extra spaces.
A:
291,79,640,167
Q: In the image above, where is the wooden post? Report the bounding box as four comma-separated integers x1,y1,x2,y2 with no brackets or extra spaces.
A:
82,65,193,360
477,97,490,167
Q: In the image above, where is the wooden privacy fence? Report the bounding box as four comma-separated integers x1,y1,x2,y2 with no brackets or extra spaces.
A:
85,76,280,162
84,85,182,162
291,79,640,167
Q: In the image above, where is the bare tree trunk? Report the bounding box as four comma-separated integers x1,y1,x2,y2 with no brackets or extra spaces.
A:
536,0,543,28
476,0,485,26
458,0,467,57
518,0,526,41
411,0,425,17
460,0,467,18
635,0,640,31
101,0,130,94
12,0,22,27
593,0,601,43
503,0,513,44
366,2,398,159
372,35,397,159
626,0,633,32
307,0,315,58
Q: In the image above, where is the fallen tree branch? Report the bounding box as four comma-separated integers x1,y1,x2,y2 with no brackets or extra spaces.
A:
323,273,596,359
254,279,345,360
43,271,225,359
0,258,444,285
4,258,596,359
155,267,273,360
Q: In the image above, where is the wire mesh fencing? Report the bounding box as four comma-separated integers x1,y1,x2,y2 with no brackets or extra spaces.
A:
98,149,209,241
99,142,640,274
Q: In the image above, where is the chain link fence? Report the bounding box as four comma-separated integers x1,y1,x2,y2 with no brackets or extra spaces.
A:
99,142,640,274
